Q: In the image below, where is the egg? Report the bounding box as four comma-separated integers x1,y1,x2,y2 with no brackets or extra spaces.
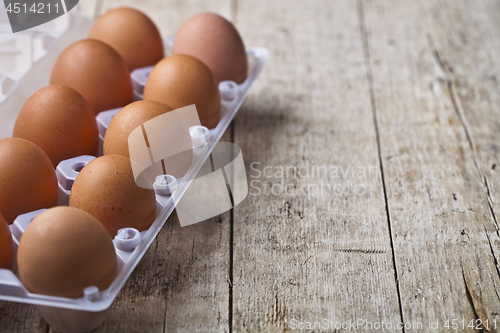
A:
172,12,247,84
104,100,173,157
88,7,164,71
103,100,193,178
17,207,117,298
50,39,133,115
69,154,156,237
13,85,99,167
0,212,13,270
0,138,58,224
143,54,221,129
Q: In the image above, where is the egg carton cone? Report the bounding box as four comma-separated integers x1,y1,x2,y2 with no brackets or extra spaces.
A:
0,28,268,333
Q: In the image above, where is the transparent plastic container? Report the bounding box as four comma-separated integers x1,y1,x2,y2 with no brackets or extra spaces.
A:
0,4,92,139
0,11,269,331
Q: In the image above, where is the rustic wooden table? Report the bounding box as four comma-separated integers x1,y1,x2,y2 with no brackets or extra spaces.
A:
2,0,500,332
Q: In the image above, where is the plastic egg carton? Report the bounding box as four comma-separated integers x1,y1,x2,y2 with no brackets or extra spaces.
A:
0,44,268,332
0,5,92,139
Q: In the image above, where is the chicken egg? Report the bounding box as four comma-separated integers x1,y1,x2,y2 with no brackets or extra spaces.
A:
17,206,117,298
172,12,247,84
0,212,13,270
50,39,133,115
89,7,164,71
13,85,99,167
143,54,221,129
104,100,173,157
103,100,193,178
69,154,156,237
0,138,58,224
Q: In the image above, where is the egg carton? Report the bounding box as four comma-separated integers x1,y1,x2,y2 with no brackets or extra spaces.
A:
0,45,268,332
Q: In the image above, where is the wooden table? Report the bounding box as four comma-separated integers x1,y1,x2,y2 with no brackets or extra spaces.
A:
2,0,500,332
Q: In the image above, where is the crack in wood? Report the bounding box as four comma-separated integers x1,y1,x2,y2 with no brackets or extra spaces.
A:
463,272,481,324
462,265,493,333
356,0,406,331
162,304,167,333
485,226,500,281
42,318,49,333
428,37,500,236
302,248,387,265
228,120,235,333
331,248,386,254
269,294,286,328
492,276,500,303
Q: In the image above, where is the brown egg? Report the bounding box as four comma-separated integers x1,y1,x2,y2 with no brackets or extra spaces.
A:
172,12,247,84
0,138,58,224
17,207,117,298
50,39,133,115
69,155,156,237
13,85,99,167
103,100,193,178
0,212,13,270
104,100,173,157
143,54,220,129
89,7,164,71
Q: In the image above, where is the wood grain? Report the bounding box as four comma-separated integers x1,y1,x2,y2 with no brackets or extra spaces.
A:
361,0,500,331
423,0,500,272
0,303,47,333
232,0,402,331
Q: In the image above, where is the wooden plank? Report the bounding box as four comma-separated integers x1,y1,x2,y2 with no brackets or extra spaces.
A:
361,0,500,330
232,0,402,331
422,0,500,268
423,0,500,328
0,303,47,333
